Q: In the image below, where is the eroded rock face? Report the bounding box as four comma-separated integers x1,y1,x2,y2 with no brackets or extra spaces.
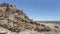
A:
0,3,31,32
0,3,60,34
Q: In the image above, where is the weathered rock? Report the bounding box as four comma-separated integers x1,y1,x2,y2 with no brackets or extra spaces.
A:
0,2,60,34
0,26,17,34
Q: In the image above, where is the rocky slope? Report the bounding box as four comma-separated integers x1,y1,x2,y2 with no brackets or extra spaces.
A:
0,3,60,34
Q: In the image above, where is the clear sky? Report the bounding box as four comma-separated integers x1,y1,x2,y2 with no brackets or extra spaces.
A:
0,0,60,21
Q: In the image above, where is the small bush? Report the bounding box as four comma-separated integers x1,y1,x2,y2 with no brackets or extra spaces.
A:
4,13,9,18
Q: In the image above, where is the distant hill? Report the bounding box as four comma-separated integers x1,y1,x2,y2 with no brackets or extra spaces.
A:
38,21,60,23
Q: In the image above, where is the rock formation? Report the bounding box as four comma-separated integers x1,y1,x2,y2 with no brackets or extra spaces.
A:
0,3,60,34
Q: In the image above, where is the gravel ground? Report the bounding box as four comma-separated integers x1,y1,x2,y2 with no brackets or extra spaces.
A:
18,30,60,34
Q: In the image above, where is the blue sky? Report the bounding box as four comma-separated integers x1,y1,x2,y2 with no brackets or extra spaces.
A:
0,0,60,21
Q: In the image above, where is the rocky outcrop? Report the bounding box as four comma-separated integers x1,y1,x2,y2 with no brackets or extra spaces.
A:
0,26,17,34
0,3,60,34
